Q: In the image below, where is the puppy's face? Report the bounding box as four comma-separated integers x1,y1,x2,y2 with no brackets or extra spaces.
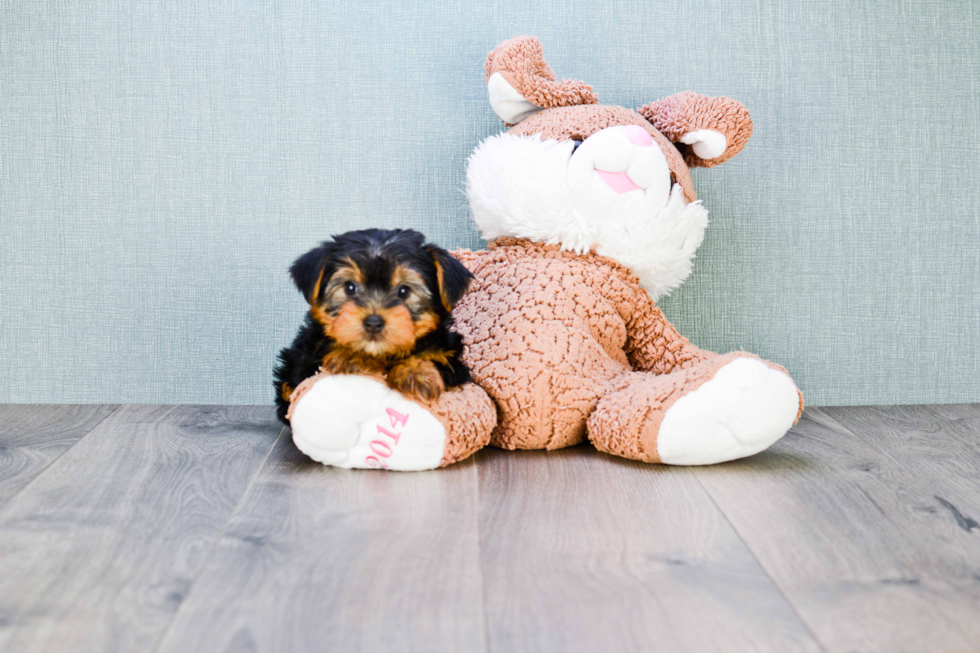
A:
289,229,472,359
316,255,437,357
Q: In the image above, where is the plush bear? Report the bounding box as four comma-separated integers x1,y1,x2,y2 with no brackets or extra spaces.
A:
285,36,803,470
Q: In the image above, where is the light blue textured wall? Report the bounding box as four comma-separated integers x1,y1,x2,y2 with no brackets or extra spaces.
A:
1,0,978,406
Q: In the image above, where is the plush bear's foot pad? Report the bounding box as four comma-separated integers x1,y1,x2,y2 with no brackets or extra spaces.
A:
657,357,800,465
288,375,446,471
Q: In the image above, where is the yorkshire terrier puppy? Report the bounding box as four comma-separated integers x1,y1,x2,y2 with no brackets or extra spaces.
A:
274,229,474,425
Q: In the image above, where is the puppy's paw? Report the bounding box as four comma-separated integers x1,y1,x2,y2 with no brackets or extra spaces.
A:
288,374,447,471
320,349,386,376
387,358,445,403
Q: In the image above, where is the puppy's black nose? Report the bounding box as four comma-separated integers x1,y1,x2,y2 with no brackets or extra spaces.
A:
363,314,385,334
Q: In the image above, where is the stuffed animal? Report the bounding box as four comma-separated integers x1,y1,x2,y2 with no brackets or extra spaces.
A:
285,35,803,470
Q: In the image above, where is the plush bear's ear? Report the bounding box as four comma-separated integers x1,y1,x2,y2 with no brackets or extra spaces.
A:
289,243,335,305
425,245,474,312
484,36,598,125
637,92,753,168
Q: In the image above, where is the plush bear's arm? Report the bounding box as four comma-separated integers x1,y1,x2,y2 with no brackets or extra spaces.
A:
637,92,752,168
623,285,715,375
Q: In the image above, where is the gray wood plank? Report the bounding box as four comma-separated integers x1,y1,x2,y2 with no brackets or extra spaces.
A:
476,447,821,653
693,407,980,653
155,434,487,653
830,404,980,497
0,404,118,505
0,405,281,653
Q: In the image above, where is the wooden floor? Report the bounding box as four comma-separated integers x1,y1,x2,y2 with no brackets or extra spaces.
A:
0,405,978,652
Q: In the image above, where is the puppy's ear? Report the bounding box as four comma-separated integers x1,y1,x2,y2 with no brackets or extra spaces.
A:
426,246,473,312
289,244,333,304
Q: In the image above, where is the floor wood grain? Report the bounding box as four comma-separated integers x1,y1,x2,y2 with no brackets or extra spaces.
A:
476,447,820,653
0,405,281,653
692,407,980,653
0,404,118,505
1,403,978,653
156,435,487,653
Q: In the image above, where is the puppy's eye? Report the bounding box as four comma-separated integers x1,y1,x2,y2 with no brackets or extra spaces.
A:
344,282,358,296
396,285,411,300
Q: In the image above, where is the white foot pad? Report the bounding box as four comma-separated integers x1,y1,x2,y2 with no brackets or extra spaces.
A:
289,375,446,471
657,358,800,465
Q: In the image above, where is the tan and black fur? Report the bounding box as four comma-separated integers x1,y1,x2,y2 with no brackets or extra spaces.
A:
274,229,473,425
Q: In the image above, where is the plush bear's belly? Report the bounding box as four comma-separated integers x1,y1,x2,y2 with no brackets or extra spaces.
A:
453,253,631,450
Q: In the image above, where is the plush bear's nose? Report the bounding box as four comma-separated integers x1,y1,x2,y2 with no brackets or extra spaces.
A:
363,314,385,333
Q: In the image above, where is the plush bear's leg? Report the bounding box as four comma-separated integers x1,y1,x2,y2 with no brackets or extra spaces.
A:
286,373,495,471
588,353,803,465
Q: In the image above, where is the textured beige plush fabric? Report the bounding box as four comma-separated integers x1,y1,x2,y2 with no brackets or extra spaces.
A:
452,239,803,458
424,384,497,467
451,238,802,454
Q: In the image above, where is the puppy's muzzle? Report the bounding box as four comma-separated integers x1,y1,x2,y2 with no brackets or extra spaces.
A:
363,314,385,334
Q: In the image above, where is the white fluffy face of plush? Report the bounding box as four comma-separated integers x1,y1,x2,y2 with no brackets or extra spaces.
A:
465,127,710,300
